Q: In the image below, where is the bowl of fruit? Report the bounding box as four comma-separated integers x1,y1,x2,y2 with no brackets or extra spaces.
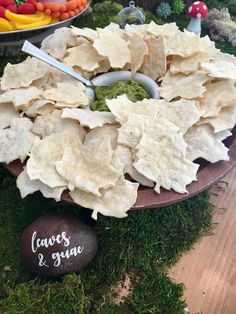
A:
0,0,88,55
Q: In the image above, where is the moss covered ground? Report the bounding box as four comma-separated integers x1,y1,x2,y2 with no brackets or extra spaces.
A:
0,1,234,313
0,165,213,313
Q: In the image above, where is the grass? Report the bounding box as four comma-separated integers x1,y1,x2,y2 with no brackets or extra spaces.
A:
0,1,235,313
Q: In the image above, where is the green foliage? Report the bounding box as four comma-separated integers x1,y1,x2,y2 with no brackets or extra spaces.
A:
14,0,25,6
215,40,236,55
172,14,189,30
172,0,185,15
0,54,26,76
156,2,172,19
74,1,124,29
228,0,236,14
144,9,165,24
93,0,123,15
206,0,224,10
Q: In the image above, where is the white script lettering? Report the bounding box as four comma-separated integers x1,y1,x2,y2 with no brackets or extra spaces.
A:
31,231,71,253
52,245,84,267
38,253,49,267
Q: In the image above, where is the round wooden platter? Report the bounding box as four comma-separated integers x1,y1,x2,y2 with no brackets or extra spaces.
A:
4,127,236,211
4,128,236,210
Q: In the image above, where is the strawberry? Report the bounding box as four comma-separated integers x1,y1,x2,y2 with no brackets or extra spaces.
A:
0,0,14,8
25,0,37,5
0,4,6,17
17,2,36,13
7,3,18,12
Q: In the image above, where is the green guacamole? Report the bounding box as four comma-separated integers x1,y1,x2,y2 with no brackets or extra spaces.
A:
90,79,150,112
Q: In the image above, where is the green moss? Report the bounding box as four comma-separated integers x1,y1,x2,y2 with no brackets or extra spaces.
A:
0,164,213,313
1,275,89,314
1,272,185,313
124,272,186,314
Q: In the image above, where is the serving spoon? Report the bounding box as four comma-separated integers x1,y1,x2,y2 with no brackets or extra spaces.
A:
22,40,95,89
21,40,160,102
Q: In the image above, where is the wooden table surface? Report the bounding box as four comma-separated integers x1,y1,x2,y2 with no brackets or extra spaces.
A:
169,167,236,314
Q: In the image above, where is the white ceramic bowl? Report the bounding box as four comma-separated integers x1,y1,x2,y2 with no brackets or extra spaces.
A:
87,71,160,104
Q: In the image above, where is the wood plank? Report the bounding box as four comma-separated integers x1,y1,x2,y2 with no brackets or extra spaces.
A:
169,167,236,314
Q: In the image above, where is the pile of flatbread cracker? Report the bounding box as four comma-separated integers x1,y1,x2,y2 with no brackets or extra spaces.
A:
1,22,236,219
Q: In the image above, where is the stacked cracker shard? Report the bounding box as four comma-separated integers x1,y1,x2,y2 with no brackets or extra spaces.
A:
0,23,236,219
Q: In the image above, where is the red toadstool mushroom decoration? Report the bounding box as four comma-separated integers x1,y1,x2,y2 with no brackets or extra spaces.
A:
186,1,208,35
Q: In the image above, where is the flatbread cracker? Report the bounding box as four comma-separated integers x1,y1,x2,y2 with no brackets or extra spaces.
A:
116,144,154,187
134,133,199,194
41,27,77,60
199,80,236,118
124,31,148,73
70,177,139,219
0,118,36,163
26,132,81,188
165,30,216,58
55,136,122,195
198,105,236,132
93,28,131,68
0,103,19,129
62,108,116,128
42,82,89,107
0,86,41,109
158,70,209,101
71,26,98,41
184,124,230,162
31,109,85,140
17,169,66,201
1,57,49,91
201,60,236,79
24,99,55,118
140,35,166,80
64,43,104,72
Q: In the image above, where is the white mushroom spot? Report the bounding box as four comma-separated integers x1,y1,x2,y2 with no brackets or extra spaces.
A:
197,13,202,18
194,1,200,4
196,7,199,10
203,5,207,9
188,6,193,13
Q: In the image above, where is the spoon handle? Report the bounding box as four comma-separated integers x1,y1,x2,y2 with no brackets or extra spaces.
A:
21,40,94,88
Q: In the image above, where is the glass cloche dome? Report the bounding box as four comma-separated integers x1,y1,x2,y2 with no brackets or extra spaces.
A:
117,1,145,29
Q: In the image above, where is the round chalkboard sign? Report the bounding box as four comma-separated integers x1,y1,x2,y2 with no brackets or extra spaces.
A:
19,213,98,277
